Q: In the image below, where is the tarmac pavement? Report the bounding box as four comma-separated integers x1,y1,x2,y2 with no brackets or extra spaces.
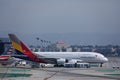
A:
1,57,120,80
0,67,120,80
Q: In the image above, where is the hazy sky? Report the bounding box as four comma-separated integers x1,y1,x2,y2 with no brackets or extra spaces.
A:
0,0,120,45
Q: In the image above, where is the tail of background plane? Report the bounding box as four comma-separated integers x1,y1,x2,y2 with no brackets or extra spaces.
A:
1,46,14,55
8,34,46,63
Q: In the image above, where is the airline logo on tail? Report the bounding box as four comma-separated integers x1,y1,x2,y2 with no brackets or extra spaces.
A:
8,34,46,63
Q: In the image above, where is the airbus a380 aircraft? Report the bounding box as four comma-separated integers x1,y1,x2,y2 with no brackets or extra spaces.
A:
8,34,108,66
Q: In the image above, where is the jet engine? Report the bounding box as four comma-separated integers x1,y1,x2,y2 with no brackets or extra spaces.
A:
57,58,67,65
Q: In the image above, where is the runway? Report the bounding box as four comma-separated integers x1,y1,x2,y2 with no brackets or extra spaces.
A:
1,57,120,80
0,67,120,80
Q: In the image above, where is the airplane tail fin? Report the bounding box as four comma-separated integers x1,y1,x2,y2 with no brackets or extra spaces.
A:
2,46,14,55
8,34,46,63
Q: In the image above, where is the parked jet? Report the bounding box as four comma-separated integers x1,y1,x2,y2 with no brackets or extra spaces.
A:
8,34,108,66
0,47,14,65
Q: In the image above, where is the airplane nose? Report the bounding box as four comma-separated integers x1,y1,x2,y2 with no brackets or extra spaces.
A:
104,57,108,62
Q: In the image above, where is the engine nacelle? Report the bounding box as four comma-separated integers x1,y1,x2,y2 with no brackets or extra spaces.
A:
57,58,66,65
68,59,78,63
68,59,83,63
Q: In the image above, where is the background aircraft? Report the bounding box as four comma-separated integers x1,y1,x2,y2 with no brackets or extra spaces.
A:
0,47,14,65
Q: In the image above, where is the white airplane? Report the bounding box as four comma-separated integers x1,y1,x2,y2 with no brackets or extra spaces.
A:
8,34,108,67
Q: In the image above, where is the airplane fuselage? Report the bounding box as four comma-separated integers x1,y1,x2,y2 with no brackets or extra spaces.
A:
35,52,108,63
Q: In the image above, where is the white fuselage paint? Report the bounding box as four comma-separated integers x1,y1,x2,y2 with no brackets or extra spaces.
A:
35,52,108,63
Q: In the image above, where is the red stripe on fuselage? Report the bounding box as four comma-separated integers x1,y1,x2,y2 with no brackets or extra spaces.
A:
0,55,10,60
